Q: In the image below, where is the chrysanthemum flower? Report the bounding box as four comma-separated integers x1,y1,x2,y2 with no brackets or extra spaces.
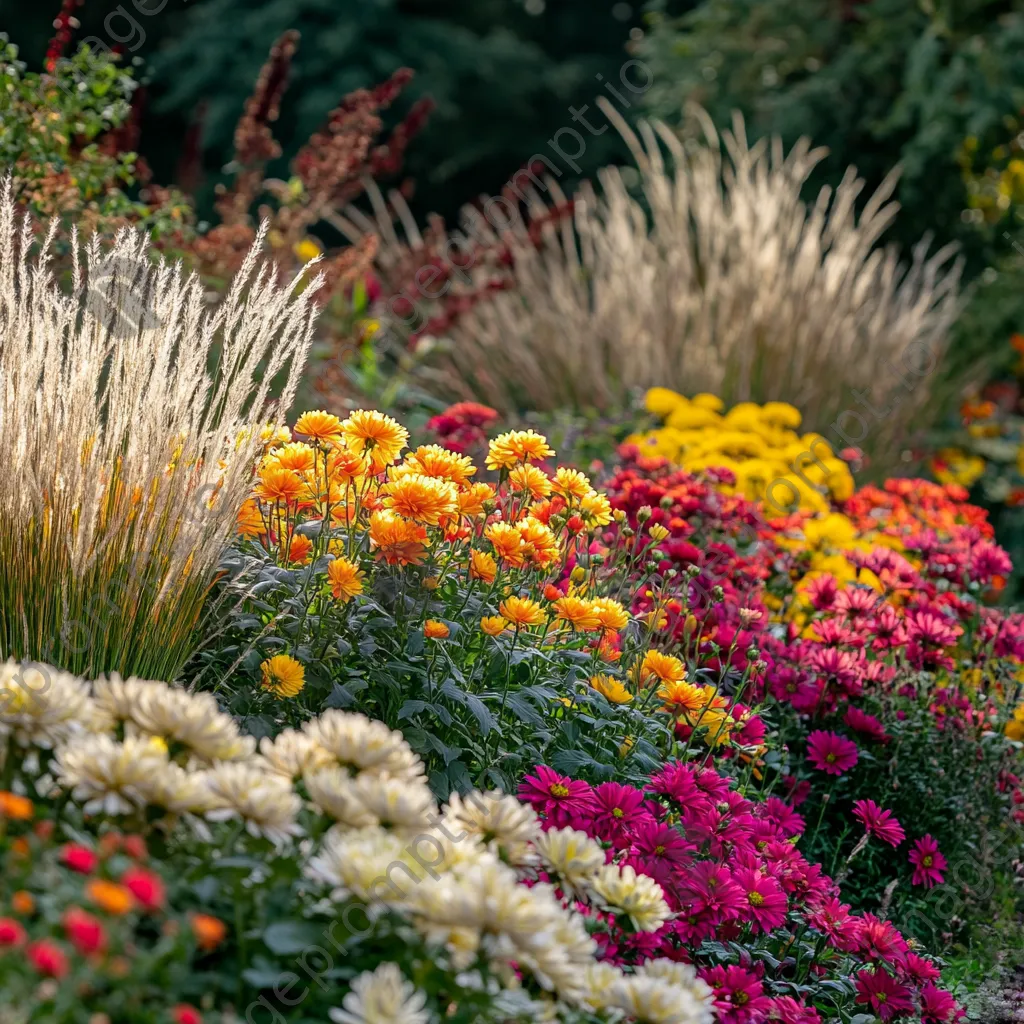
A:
855,970,914,1021
339,410,409,471
480,616,508,636
498,596,546,629
0,791,32,820
805,730,858,776
305,710,424,780
590,597,629,633
260,654,306,698
553,596,601,632
190,913,227,951
469,549,497,583
424,620,450,639
590,674,632,704
270,442,318,472
732,866,787,933
284,533,313,564
519,765,595,826
457,482,495,517
256,465,304,504
517,516,560,568
533,826,607,898
551,467,593,501
398,444,476,486
485,521,525,567
919,984,962,1024
368,510,427,565
508,463,553,499
382,472,458,525
294,410,343,443
203,762,303,844
658,680,707,713
579,490,613,527
852,799,905,847
909,834,947,888
443,790,539,864
236,498,265,538
328,962,429,1024
85,878,135,916
327,557,365,602
486,429,555,470
640,650,687,687
589,863,671,933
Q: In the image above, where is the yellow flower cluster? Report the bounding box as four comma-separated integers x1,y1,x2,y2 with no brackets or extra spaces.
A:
627,389,855,513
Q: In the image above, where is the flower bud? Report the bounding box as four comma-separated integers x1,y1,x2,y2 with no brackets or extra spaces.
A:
637,505,653,522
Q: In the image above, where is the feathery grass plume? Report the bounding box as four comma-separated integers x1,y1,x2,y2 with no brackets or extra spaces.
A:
368,101,962,460
0,180,322,679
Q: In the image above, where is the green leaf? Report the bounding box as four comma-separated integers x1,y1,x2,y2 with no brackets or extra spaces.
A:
262,920,326,955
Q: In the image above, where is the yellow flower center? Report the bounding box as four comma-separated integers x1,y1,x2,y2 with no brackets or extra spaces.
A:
549,784,570,798
748,891,765,907
922,855,933,867
612,807,624,818
825,753,837,763
654,845,665,855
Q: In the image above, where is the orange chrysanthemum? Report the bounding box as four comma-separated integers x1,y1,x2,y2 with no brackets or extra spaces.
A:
327,557,365,602
284,534,313,565
486,429,555,470
552,596,601,632
591,597,629,633
458,482,495,518
508,464,553,499
480,615,508,636
469,549,498,584
260,655,306,698
11,891,34,915
657,680,707,713
86,879,135,915
517,516,560,568
368,510,427,566
0,791,33,820
424,620,450,639
639,650,686,686
340,410,409,471
551,467,593,501
590,674,633,704
236,498,265,538
382,473,459,525
190,913,227,951
271,442,318,473
498,596,546,628
485,522,525,567
294,410,343,443
256,466,304,504
399,445,476,486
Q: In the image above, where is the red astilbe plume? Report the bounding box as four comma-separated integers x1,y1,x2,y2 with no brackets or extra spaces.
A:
45,0,85,72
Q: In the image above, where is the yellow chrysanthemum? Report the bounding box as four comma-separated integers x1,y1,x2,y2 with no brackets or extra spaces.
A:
270,442,318,473
261,655,306,698
457,482,495,518
294,410,343,443
340,410,409,471
382,473,459,525
469,549,498,584
368,510,428,566
579,490,613,527
553,596,601,632
551,467,593,501
327,557,365,602
237,498,265,538
498,596,546,628
657,680,706,713
486,429,555,470
480,616,508,636
591,597,629,633
485,521,525,567
644,387,686,416
639,650,686,686
508,463,554,499
517,516,560,568
256,466,304,504
590,674,633,704
398,444,477,486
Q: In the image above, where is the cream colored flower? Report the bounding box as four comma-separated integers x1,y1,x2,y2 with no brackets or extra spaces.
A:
259,729,333,778
304,766,377,829
54,734,172,814
443,791,539,865
533,827,606,897
203,763,303,844
350,774,437,833
638,959,712,1002
582,962,625,1011
0,660,97,747
589,864,671,933
306,826,415,907
304,710,424,780
607,974,714,1024
328,962,429,1024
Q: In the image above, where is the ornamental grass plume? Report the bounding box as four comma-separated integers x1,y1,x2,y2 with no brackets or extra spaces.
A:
368,102,962,460
0,181,322,678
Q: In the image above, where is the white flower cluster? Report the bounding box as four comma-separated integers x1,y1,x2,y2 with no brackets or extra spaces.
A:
2,661,712,1024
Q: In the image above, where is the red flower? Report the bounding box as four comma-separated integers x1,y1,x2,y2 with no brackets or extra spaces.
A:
122,866,166,911
807,897,859,951
852,800,905,848
855,969,914,1020
920,984,963,1023
172,1006,203,1024
702,964,771,1024
60,843,98,874
63,907,107,955
733,866,788,933
909,835,947,888
0,917,27,948
805,731,859,776
518,766,595,827
843,707,890,743
26,939,69,978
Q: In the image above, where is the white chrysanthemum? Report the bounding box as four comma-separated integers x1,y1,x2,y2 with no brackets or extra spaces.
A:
350,774,437,833
582,962,625,1011
443,790,539,865
304,766,377,828
328,962,429,1024
304,710,424,779
306,825,416,908
260,728,333,778
54,733,171,813
0,660,97,747
637,959,713,1003
203,762,303,844
608,974,714,1024
533,826,606,897
518,908,597,1001
95,675,255,762
589,864,671,933
146,760,216,814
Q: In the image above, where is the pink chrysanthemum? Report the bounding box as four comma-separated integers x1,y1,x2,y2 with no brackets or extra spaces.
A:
518,765,595,827
909,834,947,888
733,866,788,934
806,730,859,776
855,970,914,1021
852,799,905,848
